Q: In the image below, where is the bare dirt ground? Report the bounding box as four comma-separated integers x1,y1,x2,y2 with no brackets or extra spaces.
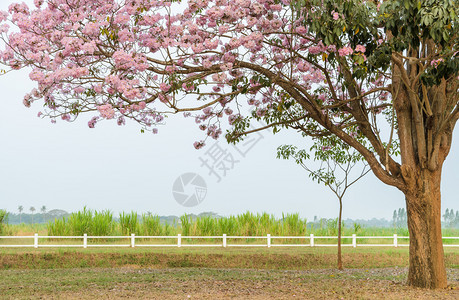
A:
1,267,458,299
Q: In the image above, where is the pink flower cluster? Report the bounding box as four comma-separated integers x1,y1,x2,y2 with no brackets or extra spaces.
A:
355,45,366,53
193,140,205,149
431,58,444,68
97,104,115,119
338,47,354,56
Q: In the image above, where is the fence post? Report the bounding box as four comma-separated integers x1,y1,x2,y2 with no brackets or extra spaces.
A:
310,234,314,247
178,234,181,248
393,234,398,248
352,234,356,248
34,233,38,249
223,234,227,248
83,233,87,249
267,234,271,248
131,233,135,248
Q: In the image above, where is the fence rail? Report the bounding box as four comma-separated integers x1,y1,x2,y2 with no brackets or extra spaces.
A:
0,234,458,248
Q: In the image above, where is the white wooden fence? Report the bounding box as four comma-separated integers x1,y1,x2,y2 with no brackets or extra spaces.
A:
0,234,458,248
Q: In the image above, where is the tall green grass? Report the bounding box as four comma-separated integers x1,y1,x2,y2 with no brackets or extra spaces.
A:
141,214,162,236
17,209,459,240
119,211,138,235
47,207,114,236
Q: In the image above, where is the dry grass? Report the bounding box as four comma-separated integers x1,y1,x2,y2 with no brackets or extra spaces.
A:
1,247,458,270
0,247,457,299
0,267,458,299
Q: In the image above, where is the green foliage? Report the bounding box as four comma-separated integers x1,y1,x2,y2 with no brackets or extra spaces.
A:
380,0,457,48
277,136,368,191
353,222,362,234
0,209,8,235
297,0,458,85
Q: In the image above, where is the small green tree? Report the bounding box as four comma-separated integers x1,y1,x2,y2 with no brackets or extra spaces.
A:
278,137,369,270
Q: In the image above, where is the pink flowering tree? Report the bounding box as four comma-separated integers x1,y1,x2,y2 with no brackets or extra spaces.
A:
0,0,457,288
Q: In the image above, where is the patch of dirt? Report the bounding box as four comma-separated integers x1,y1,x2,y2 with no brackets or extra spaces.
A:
10,267,459,300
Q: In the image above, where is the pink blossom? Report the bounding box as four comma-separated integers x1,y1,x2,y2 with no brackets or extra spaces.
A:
193,140,205,149
23,95,31,107
88,116,99,128
431,58,444,68
256,108,266,117
117,116,126,126
97,104,115,119
159,83,170,92
355,45,366,53
202,107,212,115
81,41,97,54
34,0,43,8
94,84,103,93
228,114,239,125
219,25,229,34
74,86,85,94
332,11,339,20
224,107,233,115
270,4,282,11
296,26,308,35
338,47,354,56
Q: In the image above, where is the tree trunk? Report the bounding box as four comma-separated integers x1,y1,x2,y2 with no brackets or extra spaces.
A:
337,197,343,270
405,168,447,289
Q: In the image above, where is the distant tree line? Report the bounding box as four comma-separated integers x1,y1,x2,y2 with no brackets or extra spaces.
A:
6,206,69,224
393,208,408,228
393,208,459,229
443,209,459,228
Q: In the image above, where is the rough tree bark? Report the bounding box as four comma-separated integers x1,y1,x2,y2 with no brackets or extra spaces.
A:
405,168,447,288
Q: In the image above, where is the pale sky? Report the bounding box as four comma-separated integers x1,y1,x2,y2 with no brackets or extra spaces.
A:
0,0,457,220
